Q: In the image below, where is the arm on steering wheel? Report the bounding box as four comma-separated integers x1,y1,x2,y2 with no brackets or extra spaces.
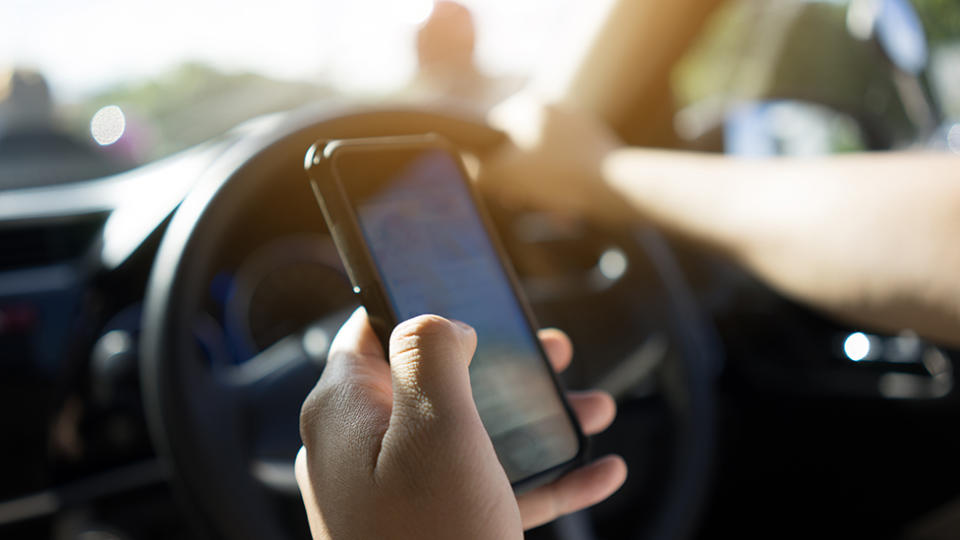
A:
604,149,960,348
484,98,960,347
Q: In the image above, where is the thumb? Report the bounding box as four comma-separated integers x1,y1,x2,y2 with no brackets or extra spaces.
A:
388,315,478,429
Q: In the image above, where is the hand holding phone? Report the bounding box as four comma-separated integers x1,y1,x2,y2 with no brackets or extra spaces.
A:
304,134,586,488
298,134,626,535
296,307,626,537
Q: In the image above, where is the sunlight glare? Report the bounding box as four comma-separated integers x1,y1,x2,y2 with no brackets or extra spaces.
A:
404,0,436,25
4,0,601,99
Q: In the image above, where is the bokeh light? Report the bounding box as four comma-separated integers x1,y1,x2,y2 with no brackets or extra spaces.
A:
948,123,960,154
90,105,126,146
598,248,628,280
844,332,871,362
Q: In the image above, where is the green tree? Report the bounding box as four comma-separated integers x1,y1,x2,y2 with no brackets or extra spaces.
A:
913,0,960,44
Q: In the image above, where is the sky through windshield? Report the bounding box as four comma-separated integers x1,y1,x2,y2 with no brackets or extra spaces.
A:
2,0,587,102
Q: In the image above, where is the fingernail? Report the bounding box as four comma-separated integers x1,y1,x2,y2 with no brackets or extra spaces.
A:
451,319,474,333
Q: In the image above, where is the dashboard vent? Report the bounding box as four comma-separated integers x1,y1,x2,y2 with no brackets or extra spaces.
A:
0,212,108,270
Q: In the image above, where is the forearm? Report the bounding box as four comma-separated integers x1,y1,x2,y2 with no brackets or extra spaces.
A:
603,149,960,347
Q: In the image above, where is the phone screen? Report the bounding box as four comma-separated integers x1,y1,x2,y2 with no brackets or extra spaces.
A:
334,147,580,482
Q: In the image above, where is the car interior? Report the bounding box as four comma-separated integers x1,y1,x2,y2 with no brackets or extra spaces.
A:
2,0,960,538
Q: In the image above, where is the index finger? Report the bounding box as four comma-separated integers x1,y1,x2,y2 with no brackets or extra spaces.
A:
321,307,391,388
518,455,627,530
539,328,573,373
299,308,392,453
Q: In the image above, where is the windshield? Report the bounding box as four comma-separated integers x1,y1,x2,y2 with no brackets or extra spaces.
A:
1,0,597,189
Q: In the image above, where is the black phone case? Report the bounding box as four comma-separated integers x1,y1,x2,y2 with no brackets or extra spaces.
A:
304,134,587,493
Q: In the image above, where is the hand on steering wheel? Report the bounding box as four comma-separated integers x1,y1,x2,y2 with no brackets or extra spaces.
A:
296,308,627,538
482,94,638,227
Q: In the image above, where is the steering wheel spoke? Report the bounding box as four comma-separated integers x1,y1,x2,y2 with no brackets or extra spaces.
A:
217,311,351,481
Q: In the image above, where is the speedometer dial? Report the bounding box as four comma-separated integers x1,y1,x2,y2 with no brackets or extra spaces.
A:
225,235,356,358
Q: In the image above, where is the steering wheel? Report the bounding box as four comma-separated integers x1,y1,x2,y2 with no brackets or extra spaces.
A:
140,107,720,540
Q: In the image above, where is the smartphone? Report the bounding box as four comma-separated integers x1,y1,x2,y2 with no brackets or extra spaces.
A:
304,134,585,490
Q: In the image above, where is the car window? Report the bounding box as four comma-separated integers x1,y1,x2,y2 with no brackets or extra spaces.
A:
672,0,960,153
0,0,593,189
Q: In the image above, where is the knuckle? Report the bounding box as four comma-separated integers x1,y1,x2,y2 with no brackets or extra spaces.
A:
294,446,309,482
394,314,453,342
299,381,337,446
324,346,353,369
391,315,458,358
298,388,323,446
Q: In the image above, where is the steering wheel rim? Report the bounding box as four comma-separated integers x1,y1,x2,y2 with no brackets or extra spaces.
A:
140,106,719,540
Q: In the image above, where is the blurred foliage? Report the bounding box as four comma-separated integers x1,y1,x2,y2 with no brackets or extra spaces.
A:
64,63,334,162
766,2,913,146
671,0,756,108
914,0,960,44
675,0,960,108
671,0,940,149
